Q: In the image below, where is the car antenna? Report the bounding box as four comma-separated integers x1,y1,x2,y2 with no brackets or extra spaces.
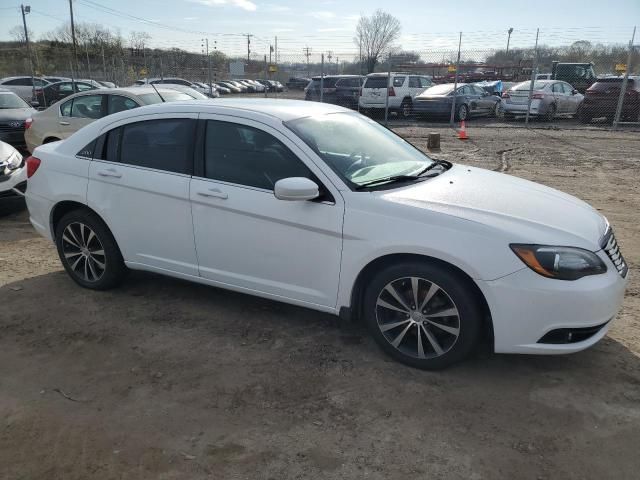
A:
150,83,165,102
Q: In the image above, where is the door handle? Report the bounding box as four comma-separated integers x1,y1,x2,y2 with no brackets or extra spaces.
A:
198,188,228,199
59,121,70,126
97,168,122,178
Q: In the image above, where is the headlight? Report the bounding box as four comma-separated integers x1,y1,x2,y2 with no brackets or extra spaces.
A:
7,150,22,169
510,244,607,280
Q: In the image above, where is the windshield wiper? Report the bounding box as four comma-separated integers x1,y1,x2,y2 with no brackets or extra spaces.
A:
355,160,448,190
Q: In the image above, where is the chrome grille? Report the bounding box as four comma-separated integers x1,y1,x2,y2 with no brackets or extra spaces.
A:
601,229,628,278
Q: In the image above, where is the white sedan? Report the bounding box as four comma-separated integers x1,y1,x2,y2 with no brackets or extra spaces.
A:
24,99,628,369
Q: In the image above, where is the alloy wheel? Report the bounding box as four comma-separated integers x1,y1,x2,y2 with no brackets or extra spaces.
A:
61,222,106,282
375,277,461,359
458,104,468,120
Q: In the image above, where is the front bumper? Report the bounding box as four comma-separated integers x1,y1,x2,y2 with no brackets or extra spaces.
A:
478,251,628,354
0,164,27,210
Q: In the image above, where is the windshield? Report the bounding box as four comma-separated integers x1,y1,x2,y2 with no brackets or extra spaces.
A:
422,84,454,95
286,112,434,188
0,92,30,109
138,91,194,104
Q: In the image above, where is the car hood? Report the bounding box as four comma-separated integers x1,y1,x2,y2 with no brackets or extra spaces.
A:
380,164,607,250
0,107,36,120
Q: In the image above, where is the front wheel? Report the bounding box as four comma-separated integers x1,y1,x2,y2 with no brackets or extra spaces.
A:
456,104,469,121
543,103,556,122
363,262,482,369
55,209,127,290
400,98,413,118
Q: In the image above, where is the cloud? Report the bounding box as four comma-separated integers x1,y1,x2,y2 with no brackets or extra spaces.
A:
317,27,349,33
307,11,336,20
272,28,295,33
190,0,257,12
264,3,291,12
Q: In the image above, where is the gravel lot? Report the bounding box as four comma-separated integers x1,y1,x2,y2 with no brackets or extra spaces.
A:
1,126,639,479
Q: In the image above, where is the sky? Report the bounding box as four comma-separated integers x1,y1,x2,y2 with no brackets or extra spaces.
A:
1,0,638,59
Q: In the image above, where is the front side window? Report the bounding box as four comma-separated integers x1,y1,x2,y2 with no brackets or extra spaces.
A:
77,83,94,92
286,112,434,189
420,77,432,88
71,94,104,119
204,120,312,190
108,95,139,114
552,83,563,93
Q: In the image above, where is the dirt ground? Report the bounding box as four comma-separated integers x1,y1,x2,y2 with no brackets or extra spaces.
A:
1,126,639,480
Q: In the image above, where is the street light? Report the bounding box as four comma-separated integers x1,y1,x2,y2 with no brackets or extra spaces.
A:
506,28,514,55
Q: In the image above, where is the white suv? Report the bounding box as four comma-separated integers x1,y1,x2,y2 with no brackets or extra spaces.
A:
359,73,433,117
24,100,627,369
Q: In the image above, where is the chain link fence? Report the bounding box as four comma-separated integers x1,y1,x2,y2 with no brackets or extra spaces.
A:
1,27,637,130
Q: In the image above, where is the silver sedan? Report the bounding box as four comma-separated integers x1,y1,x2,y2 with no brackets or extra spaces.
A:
501,80,584,120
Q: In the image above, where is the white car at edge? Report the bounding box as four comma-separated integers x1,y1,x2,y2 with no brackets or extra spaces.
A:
24,99,628,369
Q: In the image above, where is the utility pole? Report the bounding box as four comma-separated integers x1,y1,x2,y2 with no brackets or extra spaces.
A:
506,27,514,56
84,42,91,80
275,36,278,64
303,46,311,77
327,51,333,74
69,0,79,77
20,5,35,100
245,34,253,70
101,44,106,81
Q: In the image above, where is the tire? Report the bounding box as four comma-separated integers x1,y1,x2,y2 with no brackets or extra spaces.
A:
55,209,127,290
400,98,413,118
543,103,556,122
362,261,482,370
456,104,469,121
578,107,592,124
493,101,502,118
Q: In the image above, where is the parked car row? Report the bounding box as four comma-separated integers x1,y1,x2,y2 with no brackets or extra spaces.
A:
0,76,119,106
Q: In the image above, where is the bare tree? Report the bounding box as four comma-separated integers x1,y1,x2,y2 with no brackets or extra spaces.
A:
354,9,401,73
9,25,33,44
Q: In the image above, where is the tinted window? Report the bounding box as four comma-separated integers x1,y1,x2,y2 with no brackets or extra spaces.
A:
420,77,432,88
60,99,73,116
471,85,485,95
105,128,121,163
4,78,31,86
409,77,420,88
77,83,94,92
204,120,312,190
71,94,104,119
137,91,193,105
77,140,96,158
119,119,194,174
108,95,139,114
364,77,388,89
552,83,563,93
58,83,73,93
393,76,405,87
310,78,339,88
562,83,574,94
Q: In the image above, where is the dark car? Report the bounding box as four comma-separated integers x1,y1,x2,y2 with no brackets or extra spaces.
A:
305,75,363,109
552,62,597,93
286,77,310,90
34,80,99,108
0,88,36,149
579,77,639,123
414,83,501,120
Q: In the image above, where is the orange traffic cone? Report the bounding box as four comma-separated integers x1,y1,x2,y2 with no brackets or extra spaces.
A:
458,120,468,140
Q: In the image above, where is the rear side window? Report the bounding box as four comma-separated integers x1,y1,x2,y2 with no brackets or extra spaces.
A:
4,78,31,86
77,140,96,159
393,76,405,87
409,77,420,88
364,77,388,89
71,95,104,119
60,99,73,117
115,119,194,174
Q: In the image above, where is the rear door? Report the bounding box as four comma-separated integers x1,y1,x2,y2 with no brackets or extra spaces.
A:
58,94,106,139
551,82,567,113
87,114,199,275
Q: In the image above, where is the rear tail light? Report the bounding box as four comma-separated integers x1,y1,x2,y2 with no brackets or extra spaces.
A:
388,87,396,96
501,92,510,98
26,156,41,178
24,118,33,130
531,92,545,99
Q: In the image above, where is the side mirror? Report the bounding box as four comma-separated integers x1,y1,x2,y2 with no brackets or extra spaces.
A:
572,89,578,95
30,100,39,108
274,177,319,201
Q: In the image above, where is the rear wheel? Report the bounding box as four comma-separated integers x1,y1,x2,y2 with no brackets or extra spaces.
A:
578,106,592,124
363,262,482,369
543,103,556,122
55,209,127,290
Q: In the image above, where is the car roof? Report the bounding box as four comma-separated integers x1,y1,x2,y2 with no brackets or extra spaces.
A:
311,75,362,80
366,72,413,77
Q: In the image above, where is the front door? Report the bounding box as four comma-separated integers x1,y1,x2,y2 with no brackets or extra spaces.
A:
190,116,344,308
87,114,199,276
